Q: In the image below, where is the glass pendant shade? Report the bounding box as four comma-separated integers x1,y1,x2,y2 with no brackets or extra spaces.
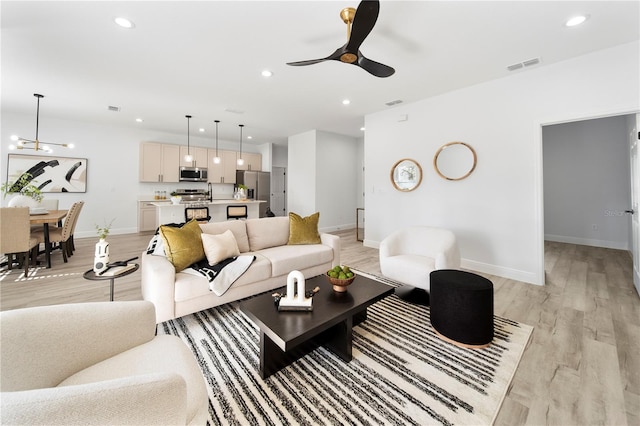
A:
212,120,221,164
237,124,244,166
184,115,193,162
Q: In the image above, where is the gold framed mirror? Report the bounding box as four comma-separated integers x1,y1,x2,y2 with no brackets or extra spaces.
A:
390,158,423,192
433,141,477,181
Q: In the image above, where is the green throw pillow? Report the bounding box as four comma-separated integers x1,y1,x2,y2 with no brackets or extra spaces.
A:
160,219,205,272
288,212,321,245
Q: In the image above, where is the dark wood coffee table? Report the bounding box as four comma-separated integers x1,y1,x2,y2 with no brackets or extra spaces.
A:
239,273,394,379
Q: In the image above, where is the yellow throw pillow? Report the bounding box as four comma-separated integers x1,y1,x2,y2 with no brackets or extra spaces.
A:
288,212,321,245
202,230,240,265
159,219,205,272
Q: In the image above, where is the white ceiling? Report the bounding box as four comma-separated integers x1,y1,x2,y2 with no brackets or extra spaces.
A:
2,1,638,146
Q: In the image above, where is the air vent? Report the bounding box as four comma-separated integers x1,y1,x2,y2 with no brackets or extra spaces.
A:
107,105,121,112
224,108,245,114
507,57,541,72
385,99,403,106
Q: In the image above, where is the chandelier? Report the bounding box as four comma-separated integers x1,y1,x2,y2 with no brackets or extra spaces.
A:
9,93,74,153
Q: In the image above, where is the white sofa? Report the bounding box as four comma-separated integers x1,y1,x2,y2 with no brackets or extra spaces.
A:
142,216,341,323
0,301,208,425
379,226,460,293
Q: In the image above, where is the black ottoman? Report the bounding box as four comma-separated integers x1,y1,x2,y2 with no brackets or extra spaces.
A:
429,270,494,348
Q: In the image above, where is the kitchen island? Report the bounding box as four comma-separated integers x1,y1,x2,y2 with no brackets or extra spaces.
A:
152,200,265,225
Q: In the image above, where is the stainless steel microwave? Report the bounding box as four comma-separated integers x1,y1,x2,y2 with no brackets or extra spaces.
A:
179,167,208,182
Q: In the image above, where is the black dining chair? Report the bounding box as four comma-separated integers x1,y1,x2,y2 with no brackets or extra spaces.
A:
226,205,248,220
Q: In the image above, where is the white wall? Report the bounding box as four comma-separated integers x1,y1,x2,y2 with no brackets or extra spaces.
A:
543,115,631,249
364,41,640,285
287,130,359,231
0,112,265,238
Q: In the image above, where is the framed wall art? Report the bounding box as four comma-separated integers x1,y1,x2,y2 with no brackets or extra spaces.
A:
7,154,87,193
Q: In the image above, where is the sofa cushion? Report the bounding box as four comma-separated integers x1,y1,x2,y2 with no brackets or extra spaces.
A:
201,230,240,265
259,244,333,277
288,212,321,245
246,216,289,251
159,220,205,272
200,221,250,253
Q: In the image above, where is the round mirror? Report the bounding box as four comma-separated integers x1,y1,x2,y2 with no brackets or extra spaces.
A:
434,141,477,181
390,158,423,192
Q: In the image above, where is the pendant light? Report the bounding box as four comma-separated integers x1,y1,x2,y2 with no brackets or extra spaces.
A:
212,120,221,164
184,115,193,163
237,124,245,166
9,93,75,153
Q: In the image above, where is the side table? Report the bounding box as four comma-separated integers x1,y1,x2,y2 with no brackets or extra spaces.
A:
83,264,139,301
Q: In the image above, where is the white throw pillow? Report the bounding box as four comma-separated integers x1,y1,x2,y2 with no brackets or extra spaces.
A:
202,230,240,265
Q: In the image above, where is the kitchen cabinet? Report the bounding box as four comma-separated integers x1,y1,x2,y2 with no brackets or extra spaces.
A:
138,201,160,232
208,149,237,184
139,142,180,182
179,146,209,168
236,152,262,171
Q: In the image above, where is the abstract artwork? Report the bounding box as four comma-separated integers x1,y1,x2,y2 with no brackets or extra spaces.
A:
7,154,87,193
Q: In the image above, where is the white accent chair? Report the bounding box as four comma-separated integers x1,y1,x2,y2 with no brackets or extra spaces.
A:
379,227,461,292
1,301,208,425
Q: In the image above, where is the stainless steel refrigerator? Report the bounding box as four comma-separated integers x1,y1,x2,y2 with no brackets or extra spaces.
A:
236,170,270,218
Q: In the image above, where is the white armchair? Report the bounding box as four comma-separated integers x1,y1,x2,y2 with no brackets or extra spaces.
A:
379,227,460,292
1,301,208,425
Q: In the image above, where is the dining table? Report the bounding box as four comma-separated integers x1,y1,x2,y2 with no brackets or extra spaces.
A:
30,209,68,268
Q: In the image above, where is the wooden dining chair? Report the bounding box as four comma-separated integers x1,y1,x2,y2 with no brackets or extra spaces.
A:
0,207,39,275
185,206,210,223
32,201,84,263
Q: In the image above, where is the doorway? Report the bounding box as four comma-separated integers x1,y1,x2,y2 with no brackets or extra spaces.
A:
271,166,287,217
541,113,638,294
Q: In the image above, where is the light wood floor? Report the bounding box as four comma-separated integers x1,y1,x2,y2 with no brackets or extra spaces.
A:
1,230,638,425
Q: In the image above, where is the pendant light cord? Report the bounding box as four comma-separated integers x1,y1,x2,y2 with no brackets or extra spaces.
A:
185,115,191,155
239,124,244,159
215,120,220,156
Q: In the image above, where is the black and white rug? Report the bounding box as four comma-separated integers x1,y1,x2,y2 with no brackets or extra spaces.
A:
159,272,533,426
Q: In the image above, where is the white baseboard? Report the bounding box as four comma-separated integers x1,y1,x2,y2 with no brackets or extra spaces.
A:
319,223,356,233
545,234,629,250
75,227,139,239
363,239,541,285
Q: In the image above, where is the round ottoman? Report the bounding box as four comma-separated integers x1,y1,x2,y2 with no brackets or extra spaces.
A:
429,270,494,348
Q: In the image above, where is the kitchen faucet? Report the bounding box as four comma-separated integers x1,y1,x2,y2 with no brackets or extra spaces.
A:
208,182,212,202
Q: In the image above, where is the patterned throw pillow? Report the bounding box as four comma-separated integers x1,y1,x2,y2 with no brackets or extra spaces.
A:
287,212,321,245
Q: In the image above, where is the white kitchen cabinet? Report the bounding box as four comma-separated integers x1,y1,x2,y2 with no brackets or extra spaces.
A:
179,146,209,168
139,142,180,182
138,201,159,232
208,149,237,184
236,152,262,171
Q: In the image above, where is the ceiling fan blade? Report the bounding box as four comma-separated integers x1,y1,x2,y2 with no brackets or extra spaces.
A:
357,55,395,78
287,46,344,67
286,58,327,66
346,0,380,52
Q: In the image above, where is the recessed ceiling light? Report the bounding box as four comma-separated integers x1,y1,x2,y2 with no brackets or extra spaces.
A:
247,136,253,139
261,70,273,77
342,99,351,105
565,15,589,27
114,17,135,29
360,127,365,131
199,128,205,132
135,118,143,123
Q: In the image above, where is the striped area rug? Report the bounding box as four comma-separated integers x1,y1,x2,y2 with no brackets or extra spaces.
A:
159,272,533,425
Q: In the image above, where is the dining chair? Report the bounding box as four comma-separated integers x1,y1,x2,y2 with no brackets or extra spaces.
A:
38,199,59,210
66,201,84,255
32,201,84,263
0,207,39,275
185,206,211,223
226,205,248,220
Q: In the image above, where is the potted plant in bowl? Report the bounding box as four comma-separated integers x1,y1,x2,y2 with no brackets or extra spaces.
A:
1,173,44,208
170,191,182,205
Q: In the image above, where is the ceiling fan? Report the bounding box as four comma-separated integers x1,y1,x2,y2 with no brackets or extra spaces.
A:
286,0,395,78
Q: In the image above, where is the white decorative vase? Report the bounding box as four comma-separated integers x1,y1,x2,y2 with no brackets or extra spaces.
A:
93,238,110,274
8,194,38,208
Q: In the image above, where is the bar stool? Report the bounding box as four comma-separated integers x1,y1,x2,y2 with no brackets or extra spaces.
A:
227,205,247,220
